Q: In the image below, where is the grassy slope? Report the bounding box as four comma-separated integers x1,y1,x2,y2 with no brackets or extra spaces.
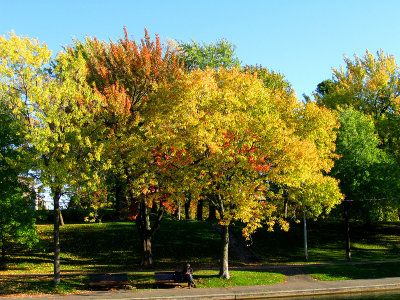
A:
2,217,400,294
231,220,400,264
0,217,284,295
2,217,242,275
302,262,400,281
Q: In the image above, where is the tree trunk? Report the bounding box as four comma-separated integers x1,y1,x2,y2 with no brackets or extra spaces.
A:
114,180,123,220
135,195,164,266
196,199,204,220
208,202,217,220
219,224,230,279
303,209,308,262
185,198,192,220
53,188,61,284
141,234,153,266
284,198,288,219
59,210,64,226
151,200,158,213
344,202,351,261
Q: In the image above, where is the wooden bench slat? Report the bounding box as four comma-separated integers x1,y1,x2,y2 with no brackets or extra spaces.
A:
89,273,128,287
154,271,185,285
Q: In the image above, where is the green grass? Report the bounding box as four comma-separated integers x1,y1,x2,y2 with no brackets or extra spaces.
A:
2,217,400,295
0,270,285,296
194,270,285,287
2,222,139,275
153,218,242,267
302,262,400,281
231,220,400,264
1,218,239,276
0,275,89,296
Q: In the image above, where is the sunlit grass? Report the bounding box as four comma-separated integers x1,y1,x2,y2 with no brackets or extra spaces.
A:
2,218,400,295
0,218,232,276
194,270,285,288
0,270,285,296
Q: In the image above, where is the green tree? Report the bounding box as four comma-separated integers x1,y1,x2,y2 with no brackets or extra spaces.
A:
0,33,102,284
333,108,400,213
0,100,37,269
315,50,400,157
315,50,400,221
0,185,37,269
174,39,240,71
331,108,400,258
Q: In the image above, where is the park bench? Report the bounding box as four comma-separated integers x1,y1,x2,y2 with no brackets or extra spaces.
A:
154,271,185,286
88,273,128,288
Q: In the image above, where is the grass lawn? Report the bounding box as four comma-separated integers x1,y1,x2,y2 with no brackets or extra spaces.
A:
302,262,400,281
0,217,242,276
231,220,400,264
0,270,285,296
194,270,285,288
2,216,400,296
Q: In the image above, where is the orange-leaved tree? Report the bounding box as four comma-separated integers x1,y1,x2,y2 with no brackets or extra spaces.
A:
73,28,184,265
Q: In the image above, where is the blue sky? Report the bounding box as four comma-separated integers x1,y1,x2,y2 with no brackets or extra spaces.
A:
2,0,400,98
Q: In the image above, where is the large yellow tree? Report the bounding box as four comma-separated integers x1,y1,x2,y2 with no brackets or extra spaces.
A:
150,67,343,278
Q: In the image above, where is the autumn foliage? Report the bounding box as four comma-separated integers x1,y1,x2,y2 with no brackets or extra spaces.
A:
1,29,344,277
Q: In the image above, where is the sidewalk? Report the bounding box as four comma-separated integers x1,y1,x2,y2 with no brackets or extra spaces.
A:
12,265,400,300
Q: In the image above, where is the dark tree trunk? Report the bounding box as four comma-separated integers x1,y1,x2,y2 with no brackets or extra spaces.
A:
53,187,61,284
208,202,217,220
303,209,308,262
141,233,153,266
344,202,351,261
151,200,158,213
135,195,164,266
219,224,230,279
196,199,204,220
185,198,192,220
115,180,123,219
365,212,372,229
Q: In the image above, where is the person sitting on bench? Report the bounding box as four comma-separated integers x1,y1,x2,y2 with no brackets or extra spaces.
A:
182,263,195,288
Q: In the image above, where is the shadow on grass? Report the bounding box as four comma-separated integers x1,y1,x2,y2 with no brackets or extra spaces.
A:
231,220,400,264
0,276,90,296
302,262,400,281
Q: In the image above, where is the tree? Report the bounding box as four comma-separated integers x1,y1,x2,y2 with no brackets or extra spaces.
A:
0,185,37,269
0,33,102,284
332,108,400,258
315,50,400,225
174,39,240,71
333,108,399,202
315,50,400,157
151,67,342,278
173,39,241,220
75,28,184,266
245,65,342,223
0,100,37,269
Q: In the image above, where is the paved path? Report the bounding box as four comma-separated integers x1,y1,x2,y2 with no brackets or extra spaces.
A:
10,263,400,300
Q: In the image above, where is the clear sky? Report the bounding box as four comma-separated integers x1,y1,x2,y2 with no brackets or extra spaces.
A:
2,0,400,99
